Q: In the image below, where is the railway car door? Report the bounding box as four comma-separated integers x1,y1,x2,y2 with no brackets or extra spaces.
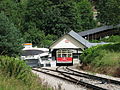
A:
56,49,73,66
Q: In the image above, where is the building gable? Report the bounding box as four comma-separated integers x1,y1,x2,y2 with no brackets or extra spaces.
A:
50,34,86,50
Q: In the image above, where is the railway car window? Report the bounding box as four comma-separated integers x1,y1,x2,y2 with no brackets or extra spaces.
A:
73,53,79,59
56,49,72,58
62,54,67,57
57,50,61,53
62,50,67,53
68,54,72,57
58,54,61,57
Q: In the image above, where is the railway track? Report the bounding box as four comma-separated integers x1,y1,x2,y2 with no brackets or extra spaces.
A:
57,67,120,90
66,67,120,85
32,67,120,90
41,66,120,85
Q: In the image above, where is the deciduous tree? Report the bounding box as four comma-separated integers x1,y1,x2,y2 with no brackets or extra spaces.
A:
75,0,97,31
0,12,23,56
95,0,120,25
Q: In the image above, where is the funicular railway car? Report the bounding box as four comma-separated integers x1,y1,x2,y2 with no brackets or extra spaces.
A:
21,47,50,67
56,49,73,66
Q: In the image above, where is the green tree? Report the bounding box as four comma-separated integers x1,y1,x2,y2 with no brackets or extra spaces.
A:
95,0,120,25
24,22,58,47
0,12,23,56
24,22,45,47
26,0,75,36
75,0,97,31
0,0,27,33
26,0,97,36
42,34,58,47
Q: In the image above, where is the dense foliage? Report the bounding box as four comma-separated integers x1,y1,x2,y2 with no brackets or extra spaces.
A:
0,12,23,56
0,56,50,90
26,0,97,35
0,56,32,84
95,0,120,25
81,43,120,66
0,0,120,56
75,0,97,31
0,0,97,56
90,35,120,43
80,43,120,76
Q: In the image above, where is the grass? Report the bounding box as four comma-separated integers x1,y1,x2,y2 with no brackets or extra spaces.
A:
0,73,29,90
0,72,51,90
0,56,52,90
80,43,120,77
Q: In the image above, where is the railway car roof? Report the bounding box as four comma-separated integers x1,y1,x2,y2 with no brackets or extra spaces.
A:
21,50,44,56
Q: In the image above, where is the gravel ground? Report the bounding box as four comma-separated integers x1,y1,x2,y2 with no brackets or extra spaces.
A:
32,66,120,90
32,70,87,90
56,66,120,90
68,66,120,82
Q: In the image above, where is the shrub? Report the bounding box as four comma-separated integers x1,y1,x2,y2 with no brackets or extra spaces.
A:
0,56,34,85
81,43,120,67
90,35,120,43
80,43,120,77
101,35,120,43
0,56,52,90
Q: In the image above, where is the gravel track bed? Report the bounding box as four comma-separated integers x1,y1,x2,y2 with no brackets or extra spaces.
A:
68,66,120,82
43,66,120,90
63,72,120,90
32,69,86,90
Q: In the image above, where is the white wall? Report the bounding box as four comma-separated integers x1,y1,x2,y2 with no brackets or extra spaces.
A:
50,35,86,50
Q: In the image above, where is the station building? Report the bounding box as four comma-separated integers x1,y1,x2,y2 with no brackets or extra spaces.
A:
49,31,91,66
49,24,120,66
21,24,120,67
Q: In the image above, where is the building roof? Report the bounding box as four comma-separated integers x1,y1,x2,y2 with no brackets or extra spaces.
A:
68,30,91,48
78,24,120,36
88,42,109,47
68,30,109,48
50,30,109,49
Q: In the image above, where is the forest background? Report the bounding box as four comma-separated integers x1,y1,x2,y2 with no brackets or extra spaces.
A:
0,0,120,56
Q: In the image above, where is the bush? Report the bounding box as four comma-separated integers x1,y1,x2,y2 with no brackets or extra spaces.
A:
80,43,120,77
81,43,120,67
0,56,51,90
0,56,33,85
101,35,120,43
0,73,29,90
90,35,120,43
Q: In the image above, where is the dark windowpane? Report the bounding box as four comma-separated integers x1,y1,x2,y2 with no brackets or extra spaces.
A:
68,54,72,57
73,53,79,59
58,54,61,57
62,54,67,57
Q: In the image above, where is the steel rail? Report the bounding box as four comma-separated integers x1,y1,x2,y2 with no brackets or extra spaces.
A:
41,67,120,85
56,67,107,90
32,68,107,90
66,67,120,85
